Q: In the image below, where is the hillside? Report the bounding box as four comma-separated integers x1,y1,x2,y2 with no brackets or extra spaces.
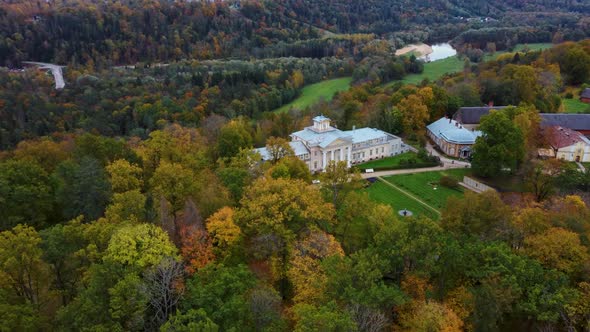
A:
0,0,588,67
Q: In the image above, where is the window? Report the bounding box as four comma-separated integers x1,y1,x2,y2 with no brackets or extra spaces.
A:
381,147,384,153
370,149,373,156
314,151,318,156
314,161,318,169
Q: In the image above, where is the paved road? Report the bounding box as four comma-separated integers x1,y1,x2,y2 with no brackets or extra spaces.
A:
23,61,65,89
360,163,470,179
425,141,471,167
360,143,471,179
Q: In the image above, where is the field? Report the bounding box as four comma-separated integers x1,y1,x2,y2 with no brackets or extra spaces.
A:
364,169,471,219
274,77,352,113
563,98,590,114
398,56,465,85
356,152,417,170
387,43,554,87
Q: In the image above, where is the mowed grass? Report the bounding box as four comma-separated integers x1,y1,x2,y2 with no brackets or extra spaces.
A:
356,152,417,170
274,77,352,113
364,180,439,220
563,98,590,114
384,169,471,210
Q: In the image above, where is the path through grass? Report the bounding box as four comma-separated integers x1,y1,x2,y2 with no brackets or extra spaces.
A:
383,169,470,210
364,179,439,219
274,77,352,113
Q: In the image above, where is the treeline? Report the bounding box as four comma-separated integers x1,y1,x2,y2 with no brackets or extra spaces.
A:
0,124,589,331
0,56,353,148
1,0,589,67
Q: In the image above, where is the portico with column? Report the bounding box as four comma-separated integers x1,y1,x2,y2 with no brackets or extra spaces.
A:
255,115,404,172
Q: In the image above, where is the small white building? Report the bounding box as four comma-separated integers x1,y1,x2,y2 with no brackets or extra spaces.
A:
255,116,405,172
547,126,590,162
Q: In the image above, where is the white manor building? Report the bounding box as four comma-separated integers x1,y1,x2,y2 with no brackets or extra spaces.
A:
255,116,406,172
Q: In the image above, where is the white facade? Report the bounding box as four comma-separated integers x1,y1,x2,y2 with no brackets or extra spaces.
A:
556,142,590,162
256,116,405,172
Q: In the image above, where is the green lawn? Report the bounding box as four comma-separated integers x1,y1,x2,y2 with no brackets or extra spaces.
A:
563,98,590,114
385,56,465,87
383,169,471,210
364,180,439,220
356,152,418,170
274,77,352,113
483,43,554,62
364,169,471,220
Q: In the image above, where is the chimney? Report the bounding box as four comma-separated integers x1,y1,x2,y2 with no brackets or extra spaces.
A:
352,125,356,131
449,118,452,124
488,101,494,107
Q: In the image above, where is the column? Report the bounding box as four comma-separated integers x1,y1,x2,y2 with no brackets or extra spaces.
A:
330,150,334,163
347,146,352,168
340,148,344,163
322,151,327,171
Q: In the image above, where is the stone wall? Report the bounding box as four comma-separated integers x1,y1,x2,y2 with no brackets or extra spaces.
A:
462,176,497,193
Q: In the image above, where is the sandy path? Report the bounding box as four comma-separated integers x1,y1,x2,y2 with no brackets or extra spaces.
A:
395,43,433,57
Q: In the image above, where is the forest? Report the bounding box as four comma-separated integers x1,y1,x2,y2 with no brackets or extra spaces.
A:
2,1,590,331
0,0,589,67
1,40,590,331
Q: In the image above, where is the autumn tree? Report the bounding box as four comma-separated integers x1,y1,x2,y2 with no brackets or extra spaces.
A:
0,225,51,329
397,94,429,137
237,177,334,297
265,136,294,164
287,231,344,305
398,300,463,332
320,160,363,207
106,159,143,193
206,207,242,259
441,191,513,242
104,224,178,270
523,227,590,276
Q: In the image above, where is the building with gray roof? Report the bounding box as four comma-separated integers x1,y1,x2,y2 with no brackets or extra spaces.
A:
453,106,508,129
427,117,482,159
255,116,405,171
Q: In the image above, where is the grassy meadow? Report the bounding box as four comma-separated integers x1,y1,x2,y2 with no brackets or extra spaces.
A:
386,43,555,87
563,98,590,114
274,77,352,113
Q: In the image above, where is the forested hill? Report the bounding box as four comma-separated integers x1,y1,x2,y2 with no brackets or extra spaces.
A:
0,0,589,67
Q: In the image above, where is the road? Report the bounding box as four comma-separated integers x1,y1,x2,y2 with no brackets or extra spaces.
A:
22,61,65,89
360,142,471,179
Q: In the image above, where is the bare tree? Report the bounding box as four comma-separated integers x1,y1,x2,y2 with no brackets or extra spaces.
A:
347,304,389,332
145,257,185,328
249,287,282,331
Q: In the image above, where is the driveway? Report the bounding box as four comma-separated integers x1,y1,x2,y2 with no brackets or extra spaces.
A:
360,143,471,179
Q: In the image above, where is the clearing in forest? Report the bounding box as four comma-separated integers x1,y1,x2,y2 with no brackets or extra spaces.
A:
274,77,352,113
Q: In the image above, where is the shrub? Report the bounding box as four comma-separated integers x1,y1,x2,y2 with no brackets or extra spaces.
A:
565,92,573,99
439,176,459,189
